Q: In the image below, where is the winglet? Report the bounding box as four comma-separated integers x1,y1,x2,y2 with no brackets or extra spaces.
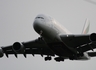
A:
82,19,90,34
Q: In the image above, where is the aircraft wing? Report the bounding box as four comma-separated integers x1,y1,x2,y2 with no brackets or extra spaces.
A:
60,33,96,52
1,33,96,58
0,37,54,58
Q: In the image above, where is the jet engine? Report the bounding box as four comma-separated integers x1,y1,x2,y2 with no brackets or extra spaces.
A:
12,42,25,54
0,48,4,57
90,33,96,41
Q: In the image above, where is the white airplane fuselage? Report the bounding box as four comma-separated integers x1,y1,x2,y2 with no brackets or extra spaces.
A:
33,14,71,43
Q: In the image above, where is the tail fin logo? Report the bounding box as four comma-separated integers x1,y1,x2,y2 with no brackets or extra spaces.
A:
82,19,90,34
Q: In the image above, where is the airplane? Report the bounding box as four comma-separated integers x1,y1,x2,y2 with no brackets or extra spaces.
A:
0,14,96,62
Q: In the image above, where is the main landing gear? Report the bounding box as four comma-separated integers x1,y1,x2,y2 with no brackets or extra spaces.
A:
44,56,64,62
54,57,64,62
44,57,52,61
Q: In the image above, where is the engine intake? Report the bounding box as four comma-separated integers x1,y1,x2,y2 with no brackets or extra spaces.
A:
90,33,96,41
0,48,4,58
12,42,25,54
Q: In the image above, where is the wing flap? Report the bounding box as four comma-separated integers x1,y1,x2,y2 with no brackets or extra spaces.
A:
77,42,96,52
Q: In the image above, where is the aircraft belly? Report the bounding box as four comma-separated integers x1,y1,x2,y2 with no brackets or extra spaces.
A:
48,42,73,57
42,26,57,39
34,21,59,42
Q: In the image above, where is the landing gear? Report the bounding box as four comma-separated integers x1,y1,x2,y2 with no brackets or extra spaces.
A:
54,57,64,62
44,57,52,61
69,53,84,60
69,57,74,60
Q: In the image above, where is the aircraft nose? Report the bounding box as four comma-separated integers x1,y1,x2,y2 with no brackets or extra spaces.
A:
33,15,45,25
33,17,45,34
33,19,40,28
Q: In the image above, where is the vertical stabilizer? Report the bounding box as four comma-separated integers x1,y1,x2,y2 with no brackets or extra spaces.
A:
82,19,90,34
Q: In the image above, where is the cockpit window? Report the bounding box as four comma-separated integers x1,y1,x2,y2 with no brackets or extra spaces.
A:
36,17,44,19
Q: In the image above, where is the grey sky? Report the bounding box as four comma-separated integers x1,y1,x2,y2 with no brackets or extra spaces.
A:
0,0,96,70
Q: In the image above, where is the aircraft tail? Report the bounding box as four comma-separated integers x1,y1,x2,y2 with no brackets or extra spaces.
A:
82,19,90,34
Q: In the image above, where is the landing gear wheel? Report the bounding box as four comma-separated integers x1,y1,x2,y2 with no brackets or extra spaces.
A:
44,57,52,61
54,57,64,62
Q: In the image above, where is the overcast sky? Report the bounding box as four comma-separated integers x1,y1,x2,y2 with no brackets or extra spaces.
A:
0,0,96,70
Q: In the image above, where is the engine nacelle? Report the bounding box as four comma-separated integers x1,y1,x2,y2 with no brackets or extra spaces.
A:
12,42,25,54
89,33,96,41
0,48,4,58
